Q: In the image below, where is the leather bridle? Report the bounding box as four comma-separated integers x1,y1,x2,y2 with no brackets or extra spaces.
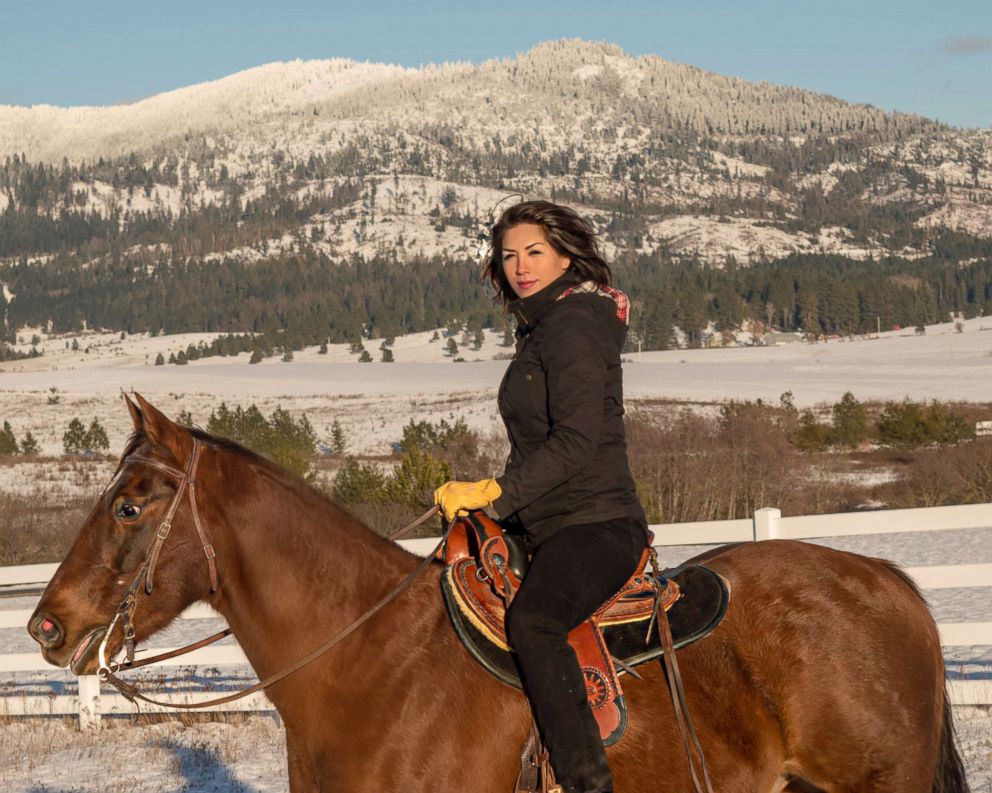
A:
96,438,217,678
94,437,443,709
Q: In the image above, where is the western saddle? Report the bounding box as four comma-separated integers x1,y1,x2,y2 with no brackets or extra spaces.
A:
438,511,682,746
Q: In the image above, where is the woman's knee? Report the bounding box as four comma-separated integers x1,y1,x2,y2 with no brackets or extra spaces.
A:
505,595,570,647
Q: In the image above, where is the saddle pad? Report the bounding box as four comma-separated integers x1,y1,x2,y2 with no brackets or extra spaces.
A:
441,562,730,691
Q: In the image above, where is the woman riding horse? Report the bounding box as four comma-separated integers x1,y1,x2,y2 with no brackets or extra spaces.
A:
435,199,660,793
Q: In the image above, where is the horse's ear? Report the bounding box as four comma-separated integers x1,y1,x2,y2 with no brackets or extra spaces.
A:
123,392,143,431
131,392,190,462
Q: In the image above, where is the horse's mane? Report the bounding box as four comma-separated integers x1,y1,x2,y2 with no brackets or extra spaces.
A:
123,424,344,517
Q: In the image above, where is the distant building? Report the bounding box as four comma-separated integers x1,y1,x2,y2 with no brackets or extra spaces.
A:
765,332,803,345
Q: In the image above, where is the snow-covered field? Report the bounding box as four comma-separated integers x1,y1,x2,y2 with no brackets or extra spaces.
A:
1,315,991,459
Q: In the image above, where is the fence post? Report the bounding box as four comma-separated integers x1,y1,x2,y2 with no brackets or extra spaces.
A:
753,507,782,541
78,674,101,730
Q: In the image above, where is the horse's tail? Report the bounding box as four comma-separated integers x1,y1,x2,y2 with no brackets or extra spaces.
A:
873,558,970,793
933,683,971,793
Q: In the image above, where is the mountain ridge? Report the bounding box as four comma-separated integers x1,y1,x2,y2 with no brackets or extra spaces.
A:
0,37,988,273
0,38,944,164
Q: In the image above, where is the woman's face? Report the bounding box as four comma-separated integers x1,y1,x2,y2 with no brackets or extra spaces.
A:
501,223,571,299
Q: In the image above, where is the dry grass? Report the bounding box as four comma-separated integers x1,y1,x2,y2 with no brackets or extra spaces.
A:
0,492,91,566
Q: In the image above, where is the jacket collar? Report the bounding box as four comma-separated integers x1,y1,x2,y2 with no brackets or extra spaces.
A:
509,268,584,329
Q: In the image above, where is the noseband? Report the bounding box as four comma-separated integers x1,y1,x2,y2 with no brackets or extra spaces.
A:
97,438,219,678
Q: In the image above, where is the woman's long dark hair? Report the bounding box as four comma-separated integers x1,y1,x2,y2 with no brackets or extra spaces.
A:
482,199,612,306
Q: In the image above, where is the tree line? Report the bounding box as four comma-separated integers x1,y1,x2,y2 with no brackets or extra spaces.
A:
3,242,991,354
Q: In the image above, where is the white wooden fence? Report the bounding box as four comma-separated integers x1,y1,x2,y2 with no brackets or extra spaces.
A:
2,503,990,728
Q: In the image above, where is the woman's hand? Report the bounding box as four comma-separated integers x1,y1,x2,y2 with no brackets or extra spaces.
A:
433,479,502,522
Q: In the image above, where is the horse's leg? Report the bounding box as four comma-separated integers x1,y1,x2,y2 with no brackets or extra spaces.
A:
286,723,319,793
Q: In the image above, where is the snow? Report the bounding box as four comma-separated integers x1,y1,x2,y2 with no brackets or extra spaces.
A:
645,215,889,263
918,200,992,238
711,151,770,179
0,59,415,163
0,717,290,792
0,709,987,791
2,316,992,457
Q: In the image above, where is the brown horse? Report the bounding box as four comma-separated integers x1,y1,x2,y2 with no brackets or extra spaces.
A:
29,394,970,793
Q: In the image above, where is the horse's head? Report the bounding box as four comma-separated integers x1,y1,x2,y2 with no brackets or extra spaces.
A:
28,392,220,675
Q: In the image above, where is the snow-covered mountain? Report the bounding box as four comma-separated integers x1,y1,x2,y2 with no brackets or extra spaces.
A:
1,38,990,266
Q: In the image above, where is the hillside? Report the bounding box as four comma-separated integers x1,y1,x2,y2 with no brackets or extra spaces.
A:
0,38,991,351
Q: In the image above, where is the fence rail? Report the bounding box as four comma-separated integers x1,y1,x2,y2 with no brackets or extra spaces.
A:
3,503,990,727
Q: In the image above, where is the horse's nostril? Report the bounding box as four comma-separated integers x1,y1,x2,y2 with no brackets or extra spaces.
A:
30,613,65,648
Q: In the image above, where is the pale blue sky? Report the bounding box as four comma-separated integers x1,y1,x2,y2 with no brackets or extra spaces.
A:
1,0,990,127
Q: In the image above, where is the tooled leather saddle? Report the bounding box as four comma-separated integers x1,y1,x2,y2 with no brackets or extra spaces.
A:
438,511,730,747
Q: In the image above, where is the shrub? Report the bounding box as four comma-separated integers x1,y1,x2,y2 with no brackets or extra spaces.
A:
794,409,828,451
877,400,974,448
891,437,992,507
331,417,504,535
626,405,798,524
207,402,317,480
333,459,389,504
830,392,869,448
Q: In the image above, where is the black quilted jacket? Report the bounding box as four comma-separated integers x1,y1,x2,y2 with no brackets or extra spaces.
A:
491,269,646,547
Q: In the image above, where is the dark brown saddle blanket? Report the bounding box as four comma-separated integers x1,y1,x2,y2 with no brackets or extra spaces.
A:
438,512,730,747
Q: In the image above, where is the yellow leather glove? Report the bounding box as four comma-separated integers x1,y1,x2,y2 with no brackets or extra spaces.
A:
433,478,502,522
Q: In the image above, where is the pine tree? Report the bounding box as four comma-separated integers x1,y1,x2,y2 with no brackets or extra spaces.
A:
331,419,347,455
155,352,165,365
795,410,828,452
381,347,394,362
20,431,40,455
250,348,264,364
0,421,17,455
831,392,868,448
85,419,110,452
63,418,87,454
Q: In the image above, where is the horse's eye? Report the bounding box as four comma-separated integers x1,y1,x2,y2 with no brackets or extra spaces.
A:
116,503,142,520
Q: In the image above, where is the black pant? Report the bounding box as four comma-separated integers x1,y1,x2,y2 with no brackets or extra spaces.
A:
505,516,648,793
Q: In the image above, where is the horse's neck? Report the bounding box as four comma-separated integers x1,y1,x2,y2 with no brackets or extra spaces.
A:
206,467,421,679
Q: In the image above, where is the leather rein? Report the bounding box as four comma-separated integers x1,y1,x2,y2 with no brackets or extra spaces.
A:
96,438,443,709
